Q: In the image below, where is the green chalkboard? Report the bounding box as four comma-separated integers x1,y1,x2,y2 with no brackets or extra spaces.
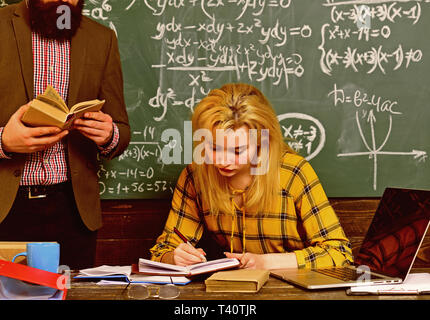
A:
4,0,430,198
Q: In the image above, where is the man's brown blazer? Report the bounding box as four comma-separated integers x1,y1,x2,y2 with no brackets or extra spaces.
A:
0,1,131,231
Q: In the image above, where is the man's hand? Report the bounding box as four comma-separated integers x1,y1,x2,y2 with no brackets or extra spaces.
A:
73,111,113,147
2,104,69,154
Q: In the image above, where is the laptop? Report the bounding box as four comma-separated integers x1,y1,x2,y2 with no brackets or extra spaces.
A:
271,187,430,289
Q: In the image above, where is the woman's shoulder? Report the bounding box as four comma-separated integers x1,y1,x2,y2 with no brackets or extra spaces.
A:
280,152,308,169
279,152,320,185
173,165,199,198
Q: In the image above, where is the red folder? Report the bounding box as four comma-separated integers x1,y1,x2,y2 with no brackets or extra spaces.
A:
0,259,68,299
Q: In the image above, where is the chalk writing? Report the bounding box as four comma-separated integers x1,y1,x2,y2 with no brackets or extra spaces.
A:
278,113,326,161
40,0,429,197
328,83,401,116
330,83,427,190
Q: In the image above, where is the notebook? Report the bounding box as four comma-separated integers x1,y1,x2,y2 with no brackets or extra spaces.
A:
76,265,190,285
348,273,430,295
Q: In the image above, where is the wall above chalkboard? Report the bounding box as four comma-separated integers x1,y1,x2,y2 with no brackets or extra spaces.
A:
4,0,429,198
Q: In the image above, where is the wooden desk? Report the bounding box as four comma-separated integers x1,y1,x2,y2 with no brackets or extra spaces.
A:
67,268,430,300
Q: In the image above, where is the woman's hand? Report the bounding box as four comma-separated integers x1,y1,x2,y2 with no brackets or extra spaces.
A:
225,252,298,270
224,252,266,269
173,243,207,266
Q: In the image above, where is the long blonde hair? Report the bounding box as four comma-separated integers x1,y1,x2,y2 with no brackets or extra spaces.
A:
191,83,295,215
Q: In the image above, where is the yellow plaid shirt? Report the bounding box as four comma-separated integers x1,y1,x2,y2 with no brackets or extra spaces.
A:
150,153,353,269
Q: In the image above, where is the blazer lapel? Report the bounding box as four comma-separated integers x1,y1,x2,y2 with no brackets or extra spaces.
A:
12,1,33,100
68,24,87,106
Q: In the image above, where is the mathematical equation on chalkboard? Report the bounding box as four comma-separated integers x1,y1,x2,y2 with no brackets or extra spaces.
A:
31,0,429,197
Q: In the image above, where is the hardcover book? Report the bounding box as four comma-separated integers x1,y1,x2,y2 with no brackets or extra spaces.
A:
205,269,270,293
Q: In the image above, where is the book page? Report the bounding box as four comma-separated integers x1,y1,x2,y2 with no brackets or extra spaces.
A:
188,258,239,275
37,85,68,113
78,265,131,277
138,258,187,273
136,264,188,276
61,101,105,130
70,99,104,113
31,100,67,121
138,258,239,276
22,100,68,128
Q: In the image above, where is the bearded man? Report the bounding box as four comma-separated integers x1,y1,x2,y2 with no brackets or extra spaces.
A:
0,0,130,269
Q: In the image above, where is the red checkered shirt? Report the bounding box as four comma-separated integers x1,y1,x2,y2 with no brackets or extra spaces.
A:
0,32,119,185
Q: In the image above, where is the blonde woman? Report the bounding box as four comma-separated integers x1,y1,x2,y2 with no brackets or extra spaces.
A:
150,83,352,270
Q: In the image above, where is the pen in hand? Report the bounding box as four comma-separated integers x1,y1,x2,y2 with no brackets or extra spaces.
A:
173,227,207,262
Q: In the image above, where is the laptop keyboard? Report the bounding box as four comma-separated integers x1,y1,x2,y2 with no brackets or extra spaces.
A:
314,267,365,281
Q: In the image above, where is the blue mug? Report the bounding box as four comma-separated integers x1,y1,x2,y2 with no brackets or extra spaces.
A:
12,242,60,273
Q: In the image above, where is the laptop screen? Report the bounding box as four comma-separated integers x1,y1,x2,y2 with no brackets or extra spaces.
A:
354,188,430,280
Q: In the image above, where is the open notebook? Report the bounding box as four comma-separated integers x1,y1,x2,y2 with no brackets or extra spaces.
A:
138,258,240,277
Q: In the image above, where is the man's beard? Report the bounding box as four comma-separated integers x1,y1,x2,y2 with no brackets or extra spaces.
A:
28,0,85,41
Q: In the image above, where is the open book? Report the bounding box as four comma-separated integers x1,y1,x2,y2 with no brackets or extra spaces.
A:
137,257,240,277
21,85,105,129
0,242,28,263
